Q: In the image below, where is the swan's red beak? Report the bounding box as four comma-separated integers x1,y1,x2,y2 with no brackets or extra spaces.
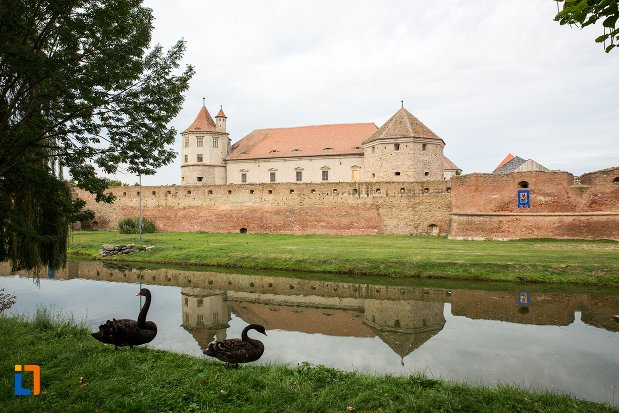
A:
136,291,142,296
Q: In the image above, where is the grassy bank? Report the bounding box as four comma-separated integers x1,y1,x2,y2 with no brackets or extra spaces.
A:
68,231,619,286
1,312,616,413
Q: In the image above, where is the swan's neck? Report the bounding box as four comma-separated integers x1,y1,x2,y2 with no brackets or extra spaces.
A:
241,325,261,346
138,293,151,326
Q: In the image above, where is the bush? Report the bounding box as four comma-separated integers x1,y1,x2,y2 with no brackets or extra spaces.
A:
117,217,157,234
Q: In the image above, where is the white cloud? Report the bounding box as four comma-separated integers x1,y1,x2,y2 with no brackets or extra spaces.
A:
126,0,618,186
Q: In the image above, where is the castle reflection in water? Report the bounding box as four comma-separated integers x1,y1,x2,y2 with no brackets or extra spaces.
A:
37,261,619,360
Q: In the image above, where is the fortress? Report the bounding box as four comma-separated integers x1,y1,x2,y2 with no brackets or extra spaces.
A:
76,103,619,240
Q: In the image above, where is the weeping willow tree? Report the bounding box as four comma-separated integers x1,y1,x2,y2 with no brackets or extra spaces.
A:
0,0,194,271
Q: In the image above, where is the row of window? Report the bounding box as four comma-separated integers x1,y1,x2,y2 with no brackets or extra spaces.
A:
126,186,448,198
185,154,205,163
372,143,428,153
241,170,330,183
184,136,219,148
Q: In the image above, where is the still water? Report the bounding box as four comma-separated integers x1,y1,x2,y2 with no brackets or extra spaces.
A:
1,261,618,407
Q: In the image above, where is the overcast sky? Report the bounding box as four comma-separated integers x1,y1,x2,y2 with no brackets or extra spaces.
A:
123,0,618,186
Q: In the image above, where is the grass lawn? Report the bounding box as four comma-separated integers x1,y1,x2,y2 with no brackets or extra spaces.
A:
67,231,619,286
1,311,616,413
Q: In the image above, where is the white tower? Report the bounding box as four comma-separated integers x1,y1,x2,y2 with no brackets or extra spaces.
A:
180,100,230,185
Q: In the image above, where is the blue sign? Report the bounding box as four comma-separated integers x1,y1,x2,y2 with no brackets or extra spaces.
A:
517,291,531,307
517,189,530,208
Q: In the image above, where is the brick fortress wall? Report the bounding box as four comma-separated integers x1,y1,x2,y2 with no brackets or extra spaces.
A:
75,181,453,236
449,167,619,240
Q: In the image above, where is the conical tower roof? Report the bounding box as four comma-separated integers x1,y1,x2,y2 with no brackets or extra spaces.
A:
216,105,227,118
363,107,443,145
183,104,217,133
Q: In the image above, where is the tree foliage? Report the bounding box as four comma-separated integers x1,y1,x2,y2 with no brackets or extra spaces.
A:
554,0,619,52
0,0,194,270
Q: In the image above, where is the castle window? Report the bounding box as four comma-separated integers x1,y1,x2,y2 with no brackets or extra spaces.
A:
197,177,203,182
268,190,273,194
184,155,188,163
424,171,429,176
196,137,203,147
322,170,329,181
290,189,295,194
296,171,302,182
352,188,358,195
213,137,219,148
446,187,451,193
122,192,126,196
270,172,276,183
518,181,529,189
184,297,188,306
187,190,192,195
311,189,316,194
424,187,429,193
249,189,254,194
332,188,337,194
197,154,203,162
167,190,171,195
395,171,400,176
400,188,405,194
184,137,189,147
197,298,203,308
151,191,156,195
422,143,427,151
372,146,376,153
613,177,619,185
228,190,232,194
208,189,213,195
375,188,381,194
241,173,247,183
394,143,400,151
137,191,140,196
197,314,204,325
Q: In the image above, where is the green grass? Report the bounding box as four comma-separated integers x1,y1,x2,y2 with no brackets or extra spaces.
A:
1,311,616,413
67,231,619,287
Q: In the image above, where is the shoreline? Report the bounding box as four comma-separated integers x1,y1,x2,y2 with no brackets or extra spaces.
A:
67,231,619,287
1,312,616,412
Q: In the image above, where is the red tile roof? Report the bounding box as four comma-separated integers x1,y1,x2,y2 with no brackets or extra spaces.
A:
183,105,217,133
228,123,378,160
216,105,226,118
363,107,443,144
443,155,460,171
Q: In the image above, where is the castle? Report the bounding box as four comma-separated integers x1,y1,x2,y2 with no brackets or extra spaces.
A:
180,103,461,186
74,102,619,240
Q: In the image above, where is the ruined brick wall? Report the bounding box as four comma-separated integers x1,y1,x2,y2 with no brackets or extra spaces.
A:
75,180,452,235
449,167,619,240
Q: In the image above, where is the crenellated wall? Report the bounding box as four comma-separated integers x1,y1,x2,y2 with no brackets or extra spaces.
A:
75,180,453,236
74,166,618,239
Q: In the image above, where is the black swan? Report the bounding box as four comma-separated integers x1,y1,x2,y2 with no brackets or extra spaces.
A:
204,324,267,367
91,288,157,349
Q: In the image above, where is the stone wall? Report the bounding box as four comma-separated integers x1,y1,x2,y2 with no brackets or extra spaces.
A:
449,167,619,240
76,180,453,235
362,139,444,182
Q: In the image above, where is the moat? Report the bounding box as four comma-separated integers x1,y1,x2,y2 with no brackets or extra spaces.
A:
1,261,618,407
